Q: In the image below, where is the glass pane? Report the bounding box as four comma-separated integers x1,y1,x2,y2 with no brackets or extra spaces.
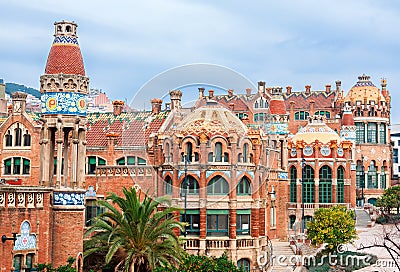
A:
89,157,96,164
98,158,106,165
14,158,21,166
127,156,135,165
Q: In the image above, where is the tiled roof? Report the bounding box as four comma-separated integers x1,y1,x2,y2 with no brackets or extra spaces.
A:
45,38,85,76
283,91,335,110
270,99,286,114
291,115,340,144
198,94,254,111
86,111,168,147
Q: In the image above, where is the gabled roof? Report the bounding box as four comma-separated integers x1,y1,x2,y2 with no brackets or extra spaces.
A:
283,91,335,110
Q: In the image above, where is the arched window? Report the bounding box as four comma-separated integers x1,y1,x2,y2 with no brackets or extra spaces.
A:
181,176,199,195
116,156,146,165
243,143,249,163
165,176,173,195
3,157,30,175
367,161,378,189
319,165,332,203
303,165,315,203
87,156,106,174
208,152,213,162
237,177,251,195
337,166,345,203
368,107,376,117
290,166,297,202
315,111,331,118
215,142,222,162
237,259,250,272
23,130,31,146
14,125,22,146
381,166,386,189
207,176,229,195
294,111,309,120
5,130,12,147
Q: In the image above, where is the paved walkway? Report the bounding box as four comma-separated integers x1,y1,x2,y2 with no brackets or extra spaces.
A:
355,208,371,228
269,240,297,272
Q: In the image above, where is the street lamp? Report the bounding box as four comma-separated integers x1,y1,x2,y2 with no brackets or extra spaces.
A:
1,233,17,246
301,157,306,234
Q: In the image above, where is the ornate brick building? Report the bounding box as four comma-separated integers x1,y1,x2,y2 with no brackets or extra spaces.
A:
0,20,393,272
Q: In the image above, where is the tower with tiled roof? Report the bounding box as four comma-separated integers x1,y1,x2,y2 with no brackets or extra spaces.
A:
39,20,89,188
343,74,391,206
38,21,88,268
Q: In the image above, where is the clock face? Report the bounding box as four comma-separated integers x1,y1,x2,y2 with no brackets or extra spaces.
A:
337,148,344,157
290,148,297,157
303,146,313,156
321,146,331,156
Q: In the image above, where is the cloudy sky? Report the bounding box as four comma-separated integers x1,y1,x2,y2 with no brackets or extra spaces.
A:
1,0,400,123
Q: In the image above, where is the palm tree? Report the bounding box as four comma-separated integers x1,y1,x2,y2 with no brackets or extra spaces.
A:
84,187,185,272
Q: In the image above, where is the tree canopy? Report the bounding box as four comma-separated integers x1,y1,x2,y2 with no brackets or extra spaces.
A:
84,187,185,272
376,186,400,215
307,206,357,252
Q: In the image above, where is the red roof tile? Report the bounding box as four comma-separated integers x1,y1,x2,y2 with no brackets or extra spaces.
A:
283,91,335,110
45,44,85,75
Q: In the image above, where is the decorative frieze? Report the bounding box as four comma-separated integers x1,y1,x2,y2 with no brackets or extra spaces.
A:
53,192,84,206
0,191,45,208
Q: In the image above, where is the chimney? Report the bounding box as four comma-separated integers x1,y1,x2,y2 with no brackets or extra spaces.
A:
246,88,252,96
112,100,124,115
151,98,162,114
310,100,315,113
229,102,234,111
169,90,182,110
0,82,6,114
305,85,311,94
381,78,388,97
258,81,266,93
228,89,234,98
286,86,292,94
198,87,205,99
335,80,341,92
325,85,331,93
106,132,119,161
208,90,214,99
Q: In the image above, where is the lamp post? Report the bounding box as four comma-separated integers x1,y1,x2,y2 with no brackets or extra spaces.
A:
301,157,306,234
1,233,17,246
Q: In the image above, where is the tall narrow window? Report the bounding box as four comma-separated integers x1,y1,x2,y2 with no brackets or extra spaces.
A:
13,157,21,175
367,161,378,189
356,161,364,189
337,166,345,203
367,123,377,143
14,126,22,146
290,166,297,202
355,123,365,144
4,158,12,174
236,211,250,235
319,166,332,203
215,142,222,162
303,165,315,203
380,166,386,189
23,159,30,175
165,176,173,195
23,130,31,146
379,124,386,144
5,130,12,146
186,142,193,162
243,143,248,163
